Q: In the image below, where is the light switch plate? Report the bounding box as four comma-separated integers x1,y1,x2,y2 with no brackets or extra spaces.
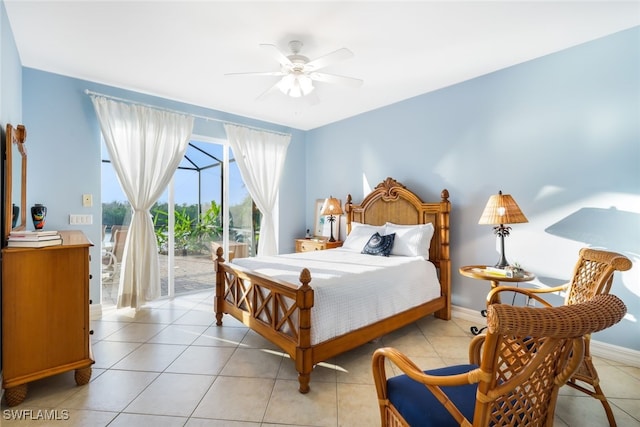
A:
70,214,93,225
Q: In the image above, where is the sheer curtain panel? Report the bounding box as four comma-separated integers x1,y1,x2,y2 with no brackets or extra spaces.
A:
224,124,291,256
91,96,194,309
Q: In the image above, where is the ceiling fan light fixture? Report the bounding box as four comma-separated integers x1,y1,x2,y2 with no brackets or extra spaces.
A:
278,73,314,98
298,74,315,96
230,40,359,101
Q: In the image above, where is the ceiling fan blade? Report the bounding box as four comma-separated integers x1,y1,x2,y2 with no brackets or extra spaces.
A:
255,79,283,101
225,71,286,77
260,43,293,67
306,47,354,70
310,72,363,88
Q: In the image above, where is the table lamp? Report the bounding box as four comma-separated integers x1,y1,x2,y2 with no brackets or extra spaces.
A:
478,191,528,268
321,196,343,242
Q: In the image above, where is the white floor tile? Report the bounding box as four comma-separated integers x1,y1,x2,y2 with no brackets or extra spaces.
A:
103,322,167,343
263,379,337,426
191,325,248,347
91,340,142,369
220,348,284,379
107,413,187,427
166,345,235,375
147,324,208,345
61,369,159,412
111,343,187,372
3,289,637,427
191,376,274,422
124,372,214,417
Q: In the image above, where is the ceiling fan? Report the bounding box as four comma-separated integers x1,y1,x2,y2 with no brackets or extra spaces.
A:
226,40,363,100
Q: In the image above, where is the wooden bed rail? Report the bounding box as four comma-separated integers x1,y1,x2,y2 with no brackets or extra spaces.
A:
214,247,316,391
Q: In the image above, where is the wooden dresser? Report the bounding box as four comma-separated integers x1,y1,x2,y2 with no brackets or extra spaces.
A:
295,238,343,252
2,230,94,406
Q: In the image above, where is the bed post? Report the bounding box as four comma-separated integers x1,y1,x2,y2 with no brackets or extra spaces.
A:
435,189,451,320
295,268,314,393
214,246,226,326
345,194,353,235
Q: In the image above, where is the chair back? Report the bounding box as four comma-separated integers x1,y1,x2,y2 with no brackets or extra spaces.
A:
473,294,627,426
565,248,631,305
112,228,128,261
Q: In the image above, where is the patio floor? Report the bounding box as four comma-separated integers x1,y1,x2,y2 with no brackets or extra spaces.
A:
101,253,216,307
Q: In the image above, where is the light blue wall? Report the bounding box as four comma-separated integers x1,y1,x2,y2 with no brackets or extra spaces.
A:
305,27,640,350
21,69,307,307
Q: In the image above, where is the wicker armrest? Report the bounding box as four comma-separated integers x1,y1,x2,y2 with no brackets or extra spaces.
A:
523,284,569,294
488,295,626,338
487,286,560,307
372,347,485,388
468,335,486,365
373,347,484,426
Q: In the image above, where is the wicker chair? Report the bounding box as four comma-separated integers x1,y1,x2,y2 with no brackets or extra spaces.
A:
372,294,627,427
486,248,632,426
101,228,128,293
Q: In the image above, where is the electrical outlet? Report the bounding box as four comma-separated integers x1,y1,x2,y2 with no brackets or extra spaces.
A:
82,194,93,207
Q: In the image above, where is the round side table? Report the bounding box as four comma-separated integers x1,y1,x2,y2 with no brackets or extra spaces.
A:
459,265,535,335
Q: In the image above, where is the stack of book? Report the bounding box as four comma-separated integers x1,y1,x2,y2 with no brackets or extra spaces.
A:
476,266,527,278
7,230,62,248
478,266,515,278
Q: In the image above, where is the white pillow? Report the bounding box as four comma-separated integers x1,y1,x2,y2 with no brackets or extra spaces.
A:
342,222,385,252
384,222,434,258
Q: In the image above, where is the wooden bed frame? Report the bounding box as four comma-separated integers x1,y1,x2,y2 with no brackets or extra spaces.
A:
214,177,451,393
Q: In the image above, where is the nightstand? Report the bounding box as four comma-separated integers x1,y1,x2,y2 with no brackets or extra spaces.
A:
459,265,535,335
295,239,343,253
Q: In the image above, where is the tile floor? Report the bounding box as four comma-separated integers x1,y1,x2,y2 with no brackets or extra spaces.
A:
2,290,639,426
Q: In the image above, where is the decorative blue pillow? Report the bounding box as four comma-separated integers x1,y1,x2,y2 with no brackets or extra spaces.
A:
361,232,395,257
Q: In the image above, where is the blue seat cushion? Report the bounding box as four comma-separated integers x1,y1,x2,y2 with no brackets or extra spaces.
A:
387,364,479,427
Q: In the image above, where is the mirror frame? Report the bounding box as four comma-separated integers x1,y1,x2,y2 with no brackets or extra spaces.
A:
4,123,27,243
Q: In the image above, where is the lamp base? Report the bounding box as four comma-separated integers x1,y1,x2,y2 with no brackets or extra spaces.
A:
494,259,510,269
328,215,336,242
494,233,509,269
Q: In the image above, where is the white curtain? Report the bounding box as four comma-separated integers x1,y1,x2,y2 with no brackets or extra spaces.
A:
91,96,194,309
224,124,291,256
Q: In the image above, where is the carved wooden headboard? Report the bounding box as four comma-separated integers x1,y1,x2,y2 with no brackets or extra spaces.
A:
344,177,451,292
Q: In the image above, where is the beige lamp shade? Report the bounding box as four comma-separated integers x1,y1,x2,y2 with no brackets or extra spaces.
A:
321,196,344,216
478,191,528,225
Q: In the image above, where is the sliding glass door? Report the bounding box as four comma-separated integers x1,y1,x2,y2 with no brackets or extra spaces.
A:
156,138,224,298
101,136,258,306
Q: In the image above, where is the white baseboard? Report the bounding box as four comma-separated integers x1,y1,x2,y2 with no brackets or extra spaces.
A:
451,305,640,368
590,340,640,368
452,305,487,324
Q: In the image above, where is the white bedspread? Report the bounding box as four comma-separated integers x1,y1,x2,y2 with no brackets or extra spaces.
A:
231,249,440,344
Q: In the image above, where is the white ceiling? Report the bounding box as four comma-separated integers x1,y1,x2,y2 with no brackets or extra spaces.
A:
4,1,639,130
